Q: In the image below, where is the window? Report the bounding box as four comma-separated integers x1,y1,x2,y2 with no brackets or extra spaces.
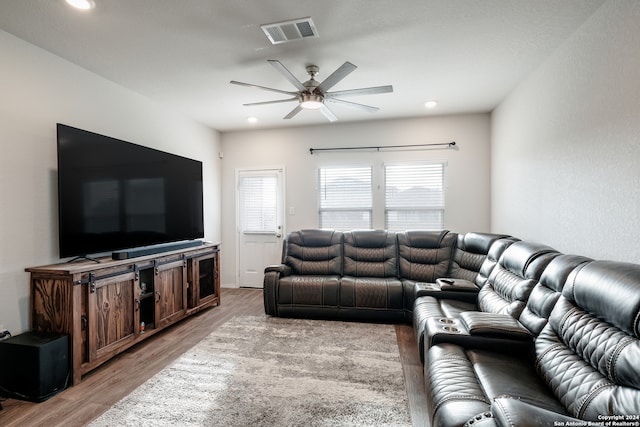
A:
318,166,372,229
238,172,279,233
384,162,445,231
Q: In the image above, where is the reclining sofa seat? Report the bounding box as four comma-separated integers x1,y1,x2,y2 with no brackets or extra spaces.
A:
424,254,592,427
532,259,640,420
412,237,519,361
263,229,343,318
397,229,458,319
424,259,640,427
422,254,592,363
447,232,513,283
340,230,405,321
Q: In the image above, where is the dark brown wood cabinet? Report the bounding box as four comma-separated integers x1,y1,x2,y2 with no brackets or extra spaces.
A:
26,243,220,385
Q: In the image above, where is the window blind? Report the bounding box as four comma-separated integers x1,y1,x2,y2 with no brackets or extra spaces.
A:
384,162,445,230
318,166,372,229
239,174,278,233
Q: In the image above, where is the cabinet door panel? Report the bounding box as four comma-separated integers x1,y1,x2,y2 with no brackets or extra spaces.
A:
155,260,186,327
88,272,136,361
187,250,220,310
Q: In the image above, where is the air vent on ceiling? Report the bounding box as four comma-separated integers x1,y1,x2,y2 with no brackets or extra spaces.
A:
261,17,318,45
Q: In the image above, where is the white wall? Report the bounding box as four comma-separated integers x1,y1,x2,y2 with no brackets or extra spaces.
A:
0,30,221,334
491,1,640,262
220,113,491,287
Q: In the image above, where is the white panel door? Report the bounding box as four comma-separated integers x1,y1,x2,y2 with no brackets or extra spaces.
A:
237,168,284,288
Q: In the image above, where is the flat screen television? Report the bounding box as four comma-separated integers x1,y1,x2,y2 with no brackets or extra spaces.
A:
57,123,204,258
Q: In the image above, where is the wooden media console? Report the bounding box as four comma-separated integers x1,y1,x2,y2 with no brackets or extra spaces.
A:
25,243,220,385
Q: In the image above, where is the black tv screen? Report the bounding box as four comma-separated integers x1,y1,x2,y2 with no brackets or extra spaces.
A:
57,123,204,258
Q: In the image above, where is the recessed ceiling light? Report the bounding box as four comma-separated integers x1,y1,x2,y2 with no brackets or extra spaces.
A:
247,117,258,124
65,0,96,10
424,100,438,109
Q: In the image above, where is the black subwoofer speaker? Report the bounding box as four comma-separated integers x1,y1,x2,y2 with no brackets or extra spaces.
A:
0,332,69,402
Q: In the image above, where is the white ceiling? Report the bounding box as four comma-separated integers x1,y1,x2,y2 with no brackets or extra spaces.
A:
0,0,604,132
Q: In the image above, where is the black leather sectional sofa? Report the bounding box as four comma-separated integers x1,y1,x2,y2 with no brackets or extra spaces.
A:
263,229,640,427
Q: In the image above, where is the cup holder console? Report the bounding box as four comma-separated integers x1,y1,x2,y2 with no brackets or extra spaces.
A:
425,317,467,347
415,282,442,298
435,318,462,333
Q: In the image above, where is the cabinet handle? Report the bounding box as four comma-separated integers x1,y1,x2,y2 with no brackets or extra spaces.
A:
135,299,140,311
155,291,161,302
81,315,88,331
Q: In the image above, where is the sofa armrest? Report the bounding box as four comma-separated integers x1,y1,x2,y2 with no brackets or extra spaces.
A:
459,312,532,341
424,316,533,354
263,264,290,316
414,280,479,303
436,278,479,291
264,264,291,275
488,397,580,427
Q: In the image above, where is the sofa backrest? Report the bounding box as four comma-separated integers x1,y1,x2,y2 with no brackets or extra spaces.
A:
397,230,457,282
343,230,397,277
477,241,558,318
284,229,343,275
517,254,592,336
447,232,512,282
536,260,640,419
473,237,519,289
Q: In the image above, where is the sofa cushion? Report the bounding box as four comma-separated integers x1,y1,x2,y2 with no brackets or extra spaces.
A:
339,276,403,309
473,238,518,289
535,260,640,420
284,229,343,275
277,275,340,307
425,344,491,427
476,241,558,318
425,343,566,427
414,295,478,320
517,254,591,335
397,230,457,282
447,232,512,282
343,230,397,277
397,229,457,313
563,260,640,336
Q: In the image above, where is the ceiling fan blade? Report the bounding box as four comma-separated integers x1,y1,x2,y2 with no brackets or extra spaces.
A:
325,85,393,99
284,105,304,120
268,60,307,92
320,105,338,122
243,97,299,107
325,98,379,113
230,80,298,96
315,61,357,94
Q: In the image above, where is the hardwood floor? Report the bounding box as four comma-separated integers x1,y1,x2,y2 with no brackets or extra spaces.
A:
0,288,429,427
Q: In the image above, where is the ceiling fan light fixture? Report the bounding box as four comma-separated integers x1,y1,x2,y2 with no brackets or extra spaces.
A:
300,94,324,110
65,0,96,10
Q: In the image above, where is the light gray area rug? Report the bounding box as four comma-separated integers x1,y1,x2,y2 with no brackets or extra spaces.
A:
89,315,411,427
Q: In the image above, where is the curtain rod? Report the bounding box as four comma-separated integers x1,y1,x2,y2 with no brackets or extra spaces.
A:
309,141,456,154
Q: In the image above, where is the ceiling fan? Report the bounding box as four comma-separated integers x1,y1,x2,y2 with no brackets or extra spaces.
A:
230,60,393,122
